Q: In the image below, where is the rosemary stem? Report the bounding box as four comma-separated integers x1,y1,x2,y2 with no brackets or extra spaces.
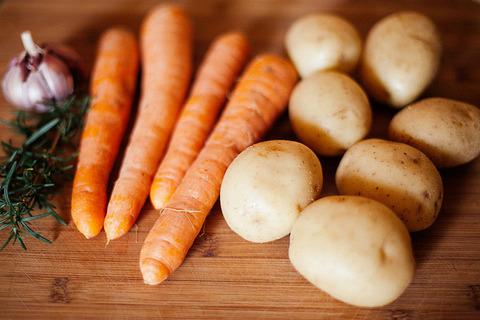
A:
0,94,89,251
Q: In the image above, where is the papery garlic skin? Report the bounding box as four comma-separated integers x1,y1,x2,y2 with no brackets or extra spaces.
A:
1,31,75,112
2,59,30,109
38,55,74,106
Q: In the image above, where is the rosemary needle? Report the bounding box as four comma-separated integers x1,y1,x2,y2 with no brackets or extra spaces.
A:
0,95,89,251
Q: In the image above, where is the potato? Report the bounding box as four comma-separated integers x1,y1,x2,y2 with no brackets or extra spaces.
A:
285,14,362,78
389,98,480,168
220,140,323,243
360,11,441,108
289,195,415,307
336,139,443,231
289,71,371,156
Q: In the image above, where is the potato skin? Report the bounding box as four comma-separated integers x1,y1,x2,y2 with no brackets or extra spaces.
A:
360,11,441,108
336,139,443,232
389,98,480,168
285,14,362,78
220,140,323,243
289,71,372,156
289,195,415,307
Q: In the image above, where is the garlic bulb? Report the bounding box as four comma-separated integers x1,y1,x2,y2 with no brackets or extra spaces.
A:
1,31,81,112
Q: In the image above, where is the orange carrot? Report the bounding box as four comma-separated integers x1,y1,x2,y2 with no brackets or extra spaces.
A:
103,5,193,241
140,54,298,285
71,28,138,239
149,32,250,209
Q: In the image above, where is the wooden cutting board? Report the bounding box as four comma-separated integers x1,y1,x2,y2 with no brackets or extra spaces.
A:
0,0,479,319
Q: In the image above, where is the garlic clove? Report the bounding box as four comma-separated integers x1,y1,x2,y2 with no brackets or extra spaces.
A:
1,64,30,110
26,71,54,112
39,54,74,102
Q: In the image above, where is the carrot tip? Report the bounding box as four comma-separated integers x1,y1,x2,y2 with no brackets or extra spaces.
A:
104,218,129,241
73,219,102,240
150,197,168,211
83,233,93,240
141,257,170,285
150,187,172,210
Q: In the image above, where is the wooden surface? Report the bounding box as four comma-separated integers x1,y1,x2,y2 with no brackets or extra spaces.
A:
0,0,479,319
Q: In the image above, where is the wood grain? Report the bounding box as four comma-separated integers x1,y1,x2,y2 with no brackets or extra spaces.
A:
0,0,479,319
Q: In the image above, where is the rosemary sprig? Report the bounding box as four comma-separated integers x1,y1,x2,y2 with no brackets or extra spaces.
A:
0,95,89,251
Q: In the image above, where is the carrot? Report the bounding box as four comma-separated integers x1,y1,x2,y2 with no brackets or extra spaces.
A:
103,5,193,241
149,32,250,209
140,54,298,285
71,28,138,239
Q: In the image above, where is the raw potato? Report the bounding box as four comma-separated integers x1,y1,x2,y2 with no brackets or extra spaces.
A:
336,139,443,232
289,71,372,156
289,196,415,307
360,11,441,108
285,14,362,78
220,140,323,243
389,98,480,168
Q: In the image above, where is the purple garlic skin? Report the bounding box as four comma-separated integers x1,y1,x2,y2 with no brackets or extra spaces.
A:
46,43,87,79
1,31,79,113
